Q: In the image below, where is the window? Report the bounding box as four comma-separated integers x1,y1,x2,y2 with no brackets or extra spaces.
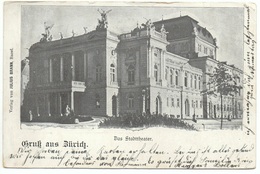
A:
200,101,202,108
184,72,188,87
128,95,134,108
177,98,180,107
171,98,174,107
238,102,241,110
198,44,201,52
175,71,179,86
204,47,208,54
210,50,213,56
194,76,197,89
154,65,158,82
110,64,116,82
96,65,102,82
224,104,226,111
128,65,135,84
170,69,174,85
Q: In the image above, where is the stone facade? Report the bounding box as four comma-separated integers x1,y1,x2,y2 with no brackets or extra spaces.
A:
22,15,243,120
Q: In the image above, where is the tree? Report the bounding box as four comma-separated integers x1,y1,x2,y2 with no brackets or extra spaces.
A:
202,62,242,129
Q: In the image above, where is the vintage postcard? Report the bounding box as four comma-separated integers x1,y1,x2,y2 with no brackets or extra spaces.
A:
3,1,256,169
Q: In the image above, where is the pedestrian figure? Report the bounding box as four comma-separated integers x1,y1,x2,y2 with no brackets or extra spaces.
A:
29,110,33,121
65,105,71,117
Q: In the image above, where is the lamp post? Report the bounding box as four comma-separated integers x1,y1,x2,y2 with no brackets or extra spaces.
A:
142,89,146,113
192,100,197,123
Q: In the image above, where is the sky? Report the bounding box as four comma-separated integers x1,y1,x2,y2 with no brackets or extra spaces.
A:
21,5,244,69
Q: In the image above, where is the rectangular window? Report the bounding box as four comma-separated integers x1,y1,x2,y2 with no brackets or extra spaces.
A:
96,66,102,82
177,98,180,107
198,44,201,52
204,47,208,54
171,98,174,107
128,98,134,108
210,50,213,56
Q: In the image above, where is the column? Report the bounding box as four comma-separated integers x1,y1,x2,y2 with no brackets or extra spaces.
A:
71,91,74,111
47,94,51,116
84,50,87,81
71,52,75,81
36,96,40,116
49,58,53,82
150,46,154,78
59,93,63,116
136,51,140,85
60,55,64,81
142,94,145,113
147,47,150,77
161,50,165,80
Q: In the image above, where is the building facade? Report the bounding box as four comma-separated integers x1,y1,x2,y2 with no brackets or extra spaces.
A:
22,14,243,120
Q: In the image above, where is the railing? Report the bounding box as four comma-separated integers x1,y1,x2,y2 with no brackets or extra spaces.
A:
120,29,166,40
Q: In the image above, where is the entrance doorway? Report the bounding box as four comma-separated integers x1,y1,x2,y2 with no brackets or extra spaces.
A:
155,96,161,115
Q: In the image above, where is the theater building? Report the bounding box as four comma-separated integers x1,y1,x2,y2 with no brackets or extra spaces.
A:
22,14,243,120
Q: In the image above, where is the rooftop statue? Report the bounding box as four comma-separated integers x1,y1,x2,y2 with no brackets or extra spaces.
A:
96,9,112,30
141,18,155,30
40,22,54,42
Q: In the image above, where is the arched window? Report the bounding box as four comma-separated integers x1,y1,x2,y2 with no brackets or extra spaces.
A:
96,65,102,82
128,95,134,108
110,64,116,82
184,72,188,87
128,65,135,84
170,69,174,85
194,76,197,89
154,65,158,82
175,71,179,86
185,99,189,116
190,74,193,88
